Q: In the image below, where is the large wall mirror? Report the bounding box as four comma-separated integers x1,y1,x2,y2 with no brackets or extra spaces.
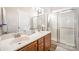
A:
0,7,48,37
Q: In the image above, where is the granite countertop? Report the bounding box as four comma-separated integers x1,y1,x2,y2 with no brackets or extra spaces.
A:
0,31,51,51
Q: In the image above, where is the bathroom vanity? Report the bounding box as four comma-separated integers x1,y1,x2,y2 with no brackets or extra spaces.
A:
0,31,51,51
17,32,51,51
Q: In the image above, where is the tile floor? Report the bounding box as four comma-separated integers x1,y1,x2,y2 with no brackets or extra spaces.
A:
50,40,78,51
50,44,73,51
55,46,69,51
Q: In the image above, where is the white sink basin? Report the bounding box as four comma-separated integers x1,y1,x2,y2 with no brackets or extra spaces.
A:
12,37,29,44
0,34,30,46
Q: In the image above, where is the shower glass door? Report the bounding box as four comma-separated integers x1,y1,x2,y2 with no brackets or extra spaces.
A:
58,10,75,47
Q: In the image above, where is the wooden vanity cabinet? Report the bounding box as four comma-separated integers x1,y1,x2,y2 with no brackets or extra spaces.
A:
18,33,51,51
44,33,51,51
18,41,37,51
37,37,44,51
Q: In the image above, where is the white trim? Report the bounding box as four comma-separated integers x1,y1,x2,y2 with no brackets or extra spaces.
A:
52,7,72,13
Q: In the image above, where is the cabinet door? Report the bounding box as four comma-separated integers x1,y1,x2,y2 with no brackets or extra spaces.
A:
37,37,44,51
19,41,37,51
44,33,51,51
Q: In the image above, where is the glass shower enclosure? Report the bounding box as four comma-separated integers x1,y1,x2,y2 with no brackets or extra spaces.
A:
50,9,77,48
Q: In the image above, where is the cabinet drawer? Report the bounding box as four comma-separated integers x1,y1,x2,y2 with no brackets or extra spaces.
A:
37,38,44,51
44,33,51,51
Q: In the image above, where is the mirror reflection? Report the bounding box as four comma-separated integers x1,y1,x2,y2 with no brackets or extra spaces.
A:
0,7,48,37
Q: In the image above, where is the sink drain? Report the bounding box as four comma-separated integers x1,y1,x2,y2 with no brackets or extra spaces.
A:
18,43,21,44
